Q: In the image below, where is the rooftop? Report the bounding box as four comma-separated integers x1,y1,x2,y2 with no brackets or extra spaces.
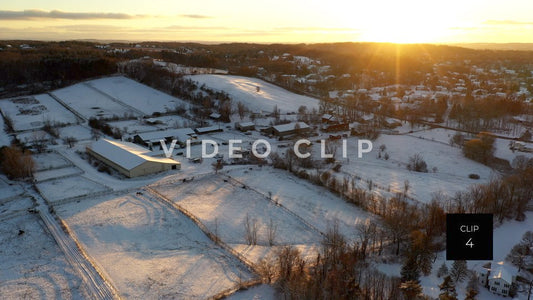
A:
89,138,179,170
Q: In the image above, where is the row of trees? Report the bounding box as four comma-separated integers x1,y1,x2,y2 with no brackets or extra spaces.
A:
259,226,405,299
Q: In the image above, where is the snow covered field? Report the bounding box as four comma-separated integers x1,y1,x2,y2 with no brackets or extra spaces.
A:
328,134,495,202
154,173,323,263
0,212,86,299
59,125,93,141
33,152,72,171
109,115,191,135
408,127,533,163
227,167,373,240
87,76,189,115
56,191,254,299
0,94,78,131
52,82,140,119
36,175,110,204
187,75,319,113
34,166,83,182
0,176,24,202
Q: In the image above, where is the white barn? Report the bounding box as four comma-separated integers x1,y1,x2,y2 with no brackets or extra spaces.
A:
87,139,180,178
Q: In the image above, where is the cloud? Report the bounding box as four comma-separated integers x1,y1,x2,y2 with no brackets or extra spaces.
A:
0,9,145,20
484,20,533,26
179,14,212,19
163,25,228,30
274,26,360,32
52,24,127,32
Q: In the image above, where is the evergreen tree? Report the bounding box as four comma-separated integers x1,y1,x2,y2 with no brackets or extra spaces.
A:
400,280,423,299
464,288,478,300
450,260,468,283
439,276,458,300
437,262,449,278
401,255,420,282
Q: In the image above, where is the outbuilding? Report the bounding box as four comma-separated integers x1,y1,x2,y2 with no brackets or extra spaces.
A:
87,138,180,178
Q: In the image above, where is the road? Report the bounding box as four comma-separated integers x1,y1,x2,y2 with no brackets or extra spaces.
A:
32,191,119,300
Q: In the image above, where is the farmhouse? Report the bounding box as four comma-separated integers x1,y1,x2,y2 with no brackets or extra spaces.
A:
477,262,515,297
87,138,180,178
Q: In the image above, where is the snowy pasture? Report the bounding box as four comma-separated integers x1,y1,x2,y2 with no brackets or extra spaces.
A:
36,175,110,204
187,75,320,113
153,174,323,263
0,94,78,131
0,176,24,202
56,191,254,299
51,83,140,119
33,152,72,171
0,213,86,299
306,134,495,203
227,167,373,241
408,127,533,163
87,76,190,115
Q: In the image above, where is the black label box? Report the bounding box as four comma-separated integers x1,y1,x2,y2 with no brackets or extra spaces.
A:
446,214,493,260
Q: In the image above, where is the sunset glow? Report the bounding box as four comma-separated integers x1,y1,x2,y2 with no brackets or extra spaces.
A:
1,0,533,43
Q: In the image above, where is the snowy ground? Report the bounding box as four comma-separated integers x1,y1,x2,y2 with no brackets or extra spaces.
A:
33,152,72,171
0,176,24,201
320,134,496,202
226,284,276,300
55,191,254,299
187,75,319,113
58,125,93,141
0,211,86,299
109,115,192,136
34,166,83,183
87,76,190,115
52,82,141,119
153,173,323,264
408,127,533,163
0,113,11,146
0,94,78,131
36,175,110,204
227,167,373,241
108,119,159,134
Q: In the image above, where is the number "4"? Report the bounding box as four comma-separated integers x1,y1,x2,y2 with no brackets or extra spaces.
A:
466,238,474,248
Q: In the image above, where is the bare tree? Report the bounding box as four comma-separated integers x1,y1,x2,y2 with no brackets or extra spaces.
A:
267,218,278,246
237,102,246,120
213,159,223,174
91,128,101,141
244,213,258,245
63,136,78,148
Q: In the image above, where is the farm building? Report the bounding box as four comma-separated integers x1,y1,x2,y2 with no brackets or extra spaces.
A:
87,138,180,178
195,125,223,135
263,122,310,138
133,128,196,148
235,122,255,132
209,112,221,120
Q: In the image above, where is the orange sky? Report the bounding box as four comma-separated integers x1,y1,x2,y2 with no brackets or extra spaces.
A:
1,0,533,43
